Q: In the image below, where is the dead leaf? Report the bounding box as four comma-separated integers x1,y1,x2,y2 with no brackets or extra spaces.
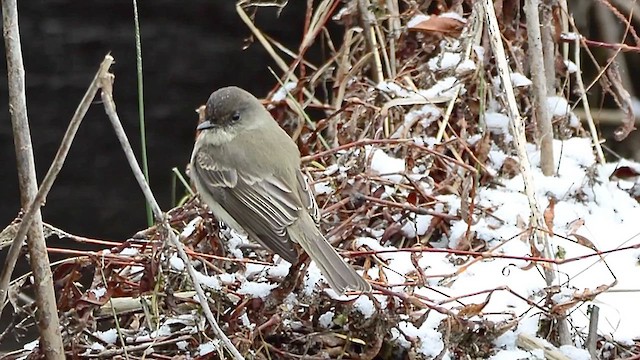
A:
566,218,585,234
571,234,598,251
457,293,492,317
610,165,640,180
603,63,636,141
500,157,520,179
408,14,465,36
543,197,556,236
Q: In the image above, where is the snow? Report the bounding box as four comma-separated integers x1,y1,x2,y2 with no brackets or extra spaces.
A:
440,12,466,23
303,262,324,295
418,76,462,101
90,286,107,299
561,32,580,41
367,147,406,183
564,60,578,74
245,258,291,278
181,217,200,237
485,111,511,135
317,137,640,357
268,258,292,277
318,311,335,328
547,96,571,117
456,59,477,74
237,281,278,299
353,295,376,318
398,314,447,357
376,81,411,97
169,253,185,271
271,81,297,102
23,340,39,351
194,271,221,290
89,342,105,352
225,229,249,259
428,52,462,71
198,341,219,356
510,72,532,87
407,14,430,28
95,329,118,344
377,77,463,104
313,180,333,195
559,345,591,360
392,104,442,138
120,247,139,256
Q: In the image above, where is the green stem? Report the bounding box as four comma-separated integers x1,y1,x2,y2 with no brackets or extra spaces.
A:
132,0,152,226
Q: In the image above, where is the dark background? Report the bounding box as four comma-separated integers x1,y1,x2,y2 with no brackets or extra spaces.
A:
1,1,316,244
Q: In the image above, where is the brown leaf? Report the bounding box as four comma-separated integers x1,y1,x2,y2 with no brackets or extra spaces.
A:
566,218,585,234
381,221,404,243
474,132,492,164
408,14,465,36
407,191,418,205
543,197,556,236
610,165,640,180
571,234,598,251
604,64,636,141
460,176,474,225
500,157,520,179
457,293,492,317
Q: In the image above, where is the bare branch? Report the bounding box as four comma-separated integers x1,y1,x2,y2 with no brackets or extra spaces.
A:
2,0,64,356
99,71,245,360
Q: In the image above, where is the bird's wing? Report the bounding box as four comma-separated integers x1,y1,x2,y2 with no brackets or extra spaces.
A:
295,170,321,222
193,147,302,262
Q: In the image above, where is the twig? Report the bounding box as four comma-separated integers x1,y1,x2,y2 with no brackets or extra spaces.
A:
235,2,321,106
357,0,384,83
2,0,65,356
524,0,554,176
540,1,556,94
88,334,193,358
482,0,555,284
0,56,114,314
594,2,635,97
586,305,599,359
358,195,458,220
98,70,245,360
572,33,606,164
516,333,571,360
385,0,400,78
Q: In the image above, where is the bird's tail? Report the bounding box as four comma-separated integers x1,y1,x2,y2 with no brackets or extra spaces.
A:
291,216,371,294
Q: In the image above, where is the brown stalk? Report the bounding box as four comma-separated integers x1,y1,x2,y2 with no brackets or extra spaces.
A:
2,0,66,356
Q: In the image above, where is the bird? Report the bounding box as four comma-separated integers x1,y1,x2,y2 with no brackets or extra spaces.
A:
189,86,371,294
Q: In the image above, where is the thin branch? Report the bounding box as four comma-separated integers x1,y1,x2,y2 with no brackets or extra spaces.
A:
2,0,65,357
482,0,556,284
98,71,245,360
586,305,599,359
573,34,606,164
525,0,554,176
0,56,114,314
357,0,383,83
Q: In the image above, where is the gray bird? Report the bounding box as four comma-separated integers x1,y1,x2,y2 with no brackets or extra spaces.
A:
190,86,371,294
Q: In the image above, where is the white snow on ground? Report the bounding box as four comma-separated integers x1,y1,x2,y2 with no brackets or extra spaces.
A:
351,137,640,357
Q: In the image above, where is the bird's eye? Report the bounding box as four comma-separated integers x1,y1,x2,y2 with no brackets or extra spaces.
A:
231,112,241,121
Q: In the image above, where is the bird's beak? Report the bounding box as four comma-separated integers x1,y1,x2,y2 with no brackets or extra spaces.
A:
197,120,214,130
